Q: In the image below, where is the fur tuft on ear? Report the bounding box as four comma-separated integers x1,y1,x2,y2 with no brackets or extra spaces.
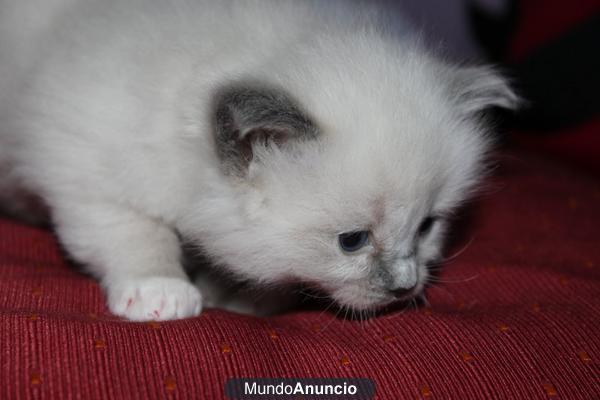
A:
450,66,520,116
213,84,318,176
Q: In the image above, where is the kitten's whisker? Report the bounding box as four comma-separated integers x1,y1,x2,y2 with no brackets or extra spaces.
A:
317,298,336,320
425,280,456,301
427,273,480,284
368,309,376,325
297,289,329,300
321,302,342,333
420,293,431,308
441,236,475,264
384,299,411,319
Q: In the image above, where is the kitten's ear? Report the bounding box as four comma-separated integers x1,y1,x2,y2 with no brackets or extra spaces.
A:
450,66,520,116
213,84,318,176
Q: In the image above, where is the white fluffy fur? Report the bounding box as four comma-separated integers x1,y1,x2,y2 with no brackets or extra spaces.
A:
0,0,517,320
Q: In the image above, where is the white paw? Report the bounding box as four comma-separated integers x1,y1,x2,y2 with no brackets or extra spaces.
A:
107,277,203,321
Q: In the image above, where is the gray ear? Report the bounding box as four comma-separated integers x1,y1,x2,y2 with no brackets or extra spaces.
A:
451,66,520,116
213,84,318,176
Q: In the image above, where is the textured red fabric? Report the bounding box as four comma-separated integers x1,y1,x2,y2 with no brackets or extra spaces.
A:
508,0,600,61
512,118,600,176
1,149,599,399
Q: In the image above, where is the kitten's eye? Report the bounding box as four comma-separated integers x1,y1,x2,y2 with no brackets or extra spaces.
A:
417,216,436,237
338,231,369,253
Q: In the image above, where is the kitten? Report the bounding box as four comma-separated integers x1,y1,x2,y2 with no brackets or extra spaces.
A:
0,0,517,320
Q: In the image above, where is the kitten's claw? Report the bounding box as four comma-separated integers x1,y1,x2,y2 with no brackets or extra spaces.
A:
107,277,203,321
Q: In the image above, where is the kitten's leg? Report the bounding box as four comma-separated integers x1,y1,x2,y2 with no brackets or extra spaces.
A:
53,201,202,321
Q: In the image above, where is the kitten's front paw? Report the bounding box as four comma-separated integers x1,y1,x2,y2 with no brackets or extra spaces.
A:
107,277,203,321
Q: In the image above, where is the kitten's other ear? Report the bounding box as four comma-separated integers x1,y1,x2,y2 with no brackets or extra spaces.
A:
213,84,318,176
450,66,520,116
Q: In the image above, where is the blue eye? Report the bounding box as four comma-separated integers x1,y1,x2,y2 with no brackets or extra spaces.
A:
338,231,369,252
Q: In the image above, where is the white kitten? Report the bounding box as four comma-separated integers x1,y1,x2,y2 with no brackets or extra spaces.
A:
0,0,517,320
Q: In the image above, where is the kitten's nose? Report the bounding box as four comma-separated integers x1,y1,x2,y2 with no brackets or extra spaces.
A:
390,285,416,299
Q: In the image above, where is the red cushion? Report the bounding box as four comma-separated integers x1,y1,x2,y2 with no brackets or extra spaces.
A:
1,149,598,399
512,118,600,176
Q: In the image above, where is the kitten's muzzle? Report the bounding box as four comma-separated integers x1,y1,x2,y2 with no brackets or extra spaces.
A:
381,257,419,299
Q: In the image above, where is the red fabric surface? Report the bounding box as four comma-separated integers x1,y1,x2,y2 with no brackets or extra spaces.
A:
512,118,600,176
1,149,599,399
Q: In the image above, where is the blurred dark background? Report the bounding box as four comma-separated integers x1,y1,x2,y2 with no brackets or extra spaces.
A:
381,0,600,174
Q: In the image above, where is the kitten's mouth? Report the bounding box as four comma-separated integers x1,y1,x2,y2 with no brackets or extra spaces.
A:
330,289,416,313
325,294,423,320
329,281,426,314
299,279,424,315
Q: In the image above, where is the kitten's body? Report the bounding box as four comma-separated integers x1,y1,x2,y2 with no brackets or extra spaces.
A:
0,0,516,320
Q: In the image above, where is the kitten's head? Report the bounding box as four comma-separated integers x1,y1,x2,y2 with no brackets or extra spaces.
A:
206,56,517,312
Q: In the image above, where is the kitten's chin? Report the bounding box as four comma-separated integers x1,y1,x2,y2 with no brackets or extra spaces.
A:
329,283,426,314
329,286,395,313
